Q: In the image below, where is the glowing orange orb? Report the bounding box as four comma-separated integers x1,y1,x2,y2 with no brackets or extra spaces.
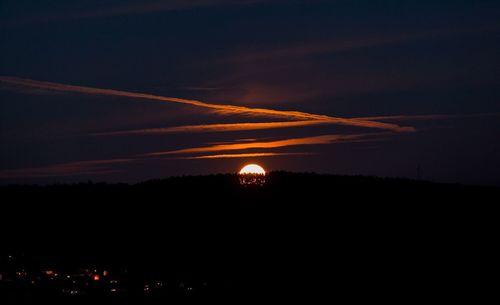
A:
239,164,266,175
238,164,266,186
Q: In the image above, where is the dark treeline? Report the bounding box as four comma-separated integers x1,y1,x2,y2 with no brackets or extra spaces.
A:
1,172,498,304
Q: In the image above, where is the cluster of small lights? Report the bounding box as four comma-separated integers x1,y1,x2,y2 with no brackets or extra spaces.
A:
0,257,119,296
2,254,217,299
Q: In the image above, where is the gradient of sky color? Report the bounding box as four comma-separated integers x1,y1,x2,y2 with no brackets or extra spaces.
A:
1,0,499,185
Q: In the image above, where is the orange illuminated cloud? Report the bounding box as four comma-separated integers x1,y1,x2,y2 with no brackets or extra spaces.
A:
93,112,499,137
91,113,499,137
146,133,380,156
92,113,498,136
183,152,310,159
94,121,328,136
0,76,413,132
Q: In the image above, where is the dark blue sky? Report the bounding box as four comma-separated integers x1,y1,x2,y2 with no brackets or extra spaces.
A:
1,0,499,185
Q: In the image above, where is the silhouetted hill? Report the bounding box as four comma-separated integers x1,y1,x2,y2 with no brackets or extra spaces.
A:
1,172,498,304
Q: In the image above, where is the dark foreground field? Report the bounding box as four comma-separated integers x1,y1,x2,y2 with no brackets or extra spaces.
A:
1,172,498,304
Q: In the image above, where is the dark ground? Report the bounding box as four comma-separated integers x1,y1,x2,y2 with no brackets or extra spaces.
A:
1,172,498,304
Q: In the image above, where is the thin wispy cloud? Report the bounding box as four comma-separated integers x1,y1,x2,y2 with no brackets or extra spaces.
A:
0,76,413,132
0,0,266,27
0,151,308,178
183,87,223,92
146,133,382,156
359,113,500,122
0,159,132,179
228,35,403,65
93,113,495,137
93,121,328,136
183,152,310,159
227,25,500,65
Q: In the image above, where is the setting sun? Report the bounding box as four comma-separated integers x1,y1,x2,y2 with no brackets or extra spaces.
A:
239,164,266,186
239,164,266,175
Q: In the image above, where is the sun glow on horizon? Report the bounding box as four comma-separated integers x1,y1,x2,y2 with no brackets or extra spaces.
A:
239,164,266,175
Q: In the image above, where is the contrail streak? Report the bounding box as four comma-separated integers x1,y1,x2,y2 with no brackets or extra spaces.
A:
359,113,500,121
182,152,309,159
92,121,328,136
92,113,499,136
0,76,414,132
145,133,381,156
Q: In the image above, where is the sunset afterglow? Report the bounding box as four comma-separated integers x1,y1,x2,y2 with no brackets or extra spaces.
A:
0,1,497,304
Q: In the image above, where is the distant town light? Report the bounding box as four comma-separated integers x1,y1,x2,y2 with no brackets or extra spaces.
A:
16,271,27,278
62,289,80,296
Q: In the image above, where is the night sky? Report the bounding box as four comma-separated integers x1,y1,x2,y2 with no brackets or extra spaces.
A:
1,0,499,185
